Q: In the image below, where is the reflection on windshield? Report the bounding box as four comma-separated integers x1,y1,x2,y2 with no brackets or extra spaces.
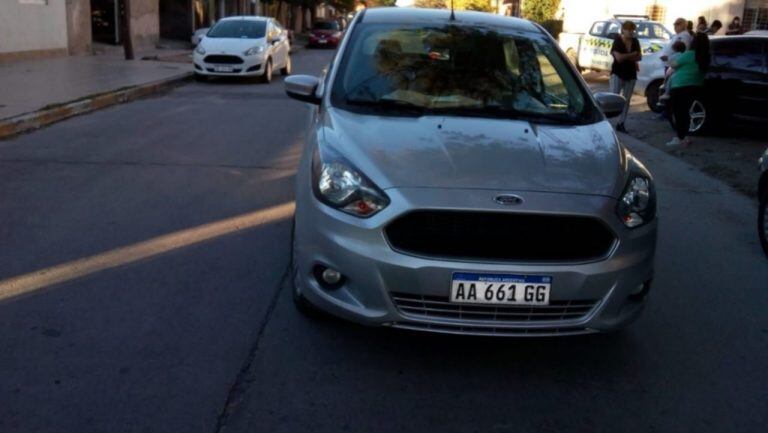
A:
207,21,266,39
332,24,589,123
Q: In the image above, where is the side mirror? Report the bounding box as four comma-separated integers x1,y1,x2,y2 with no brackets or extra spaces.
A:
285,75,321,105
594,92,626,118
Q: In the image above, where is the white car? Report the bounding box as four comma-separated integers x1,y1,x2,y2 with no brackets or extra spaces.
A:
192,16,291,83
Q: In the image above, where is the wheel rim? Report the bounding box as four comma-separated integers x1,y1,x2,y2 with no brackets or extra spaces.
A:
688,100,706,133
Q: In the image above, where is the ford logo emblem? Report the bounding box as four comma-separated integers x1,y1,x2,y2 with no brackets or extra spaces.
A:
494,194,524,206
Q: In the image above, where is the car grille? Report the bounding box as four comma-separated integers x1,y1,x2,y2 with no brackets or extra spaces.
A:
385,210,616,263
391,292,599,323
203,55,244,64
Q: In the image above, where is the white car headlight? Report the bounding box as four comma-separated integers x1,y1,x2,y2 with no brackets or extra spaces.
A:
311,145,389,217
244,45,266,56
616,154,656,228
195,45,206,55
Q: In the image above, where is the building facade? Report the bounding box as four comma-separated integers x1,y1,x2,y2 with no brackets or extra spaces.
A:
0,0,262,62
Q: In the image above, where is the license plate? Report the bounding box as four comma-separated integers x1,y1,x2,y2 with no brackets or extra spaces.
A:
214,66,233,72
450,272,551,305
318,40,327,44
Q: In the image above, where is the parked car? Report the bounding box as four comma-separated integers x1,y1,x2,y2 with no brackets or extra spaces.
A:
560,15,673,112
192,16,291,83
308,20,343,48
759,147,768,256
663,35,768,134
284,8,658,336
191,27,209,46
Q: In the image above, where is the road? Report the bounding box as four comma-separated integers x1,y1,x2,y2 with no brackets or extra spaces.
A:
1,48,766,433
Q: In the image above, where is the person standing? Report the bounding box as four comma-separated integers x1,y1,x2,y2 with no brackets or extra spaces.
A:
667,32,710,147
661,18,693,65
696,16,708,33
609,20,641,133
726,16,743,35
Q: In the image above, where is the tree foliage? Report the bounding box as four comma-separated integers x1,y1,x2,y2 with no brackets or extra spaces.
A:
455,0,493,12
522,0,561,23
414,0,447,8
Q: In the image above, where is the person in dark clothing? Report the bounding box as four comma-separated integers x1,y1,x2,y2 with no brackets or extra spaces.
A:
726,16,743,35
687,20,694,35
667,32,710,147
706,20,723,35
609,20,641,133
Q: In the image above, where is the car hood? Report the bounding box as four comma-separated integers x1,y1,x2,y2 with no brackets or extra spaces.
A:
321,108,625,198
200,37,266,53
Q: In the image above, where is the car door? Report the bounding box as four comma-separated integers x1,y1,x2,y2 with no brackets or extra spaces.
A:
275,22,290,64
708,37,768,120
579,21,612,71
266,21,284,68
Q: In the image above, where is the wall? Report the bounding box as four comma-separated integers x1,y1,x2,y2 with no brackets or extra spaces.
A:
0,0,69,61
66,0,92,55
132,0,161,49
559,0,746,35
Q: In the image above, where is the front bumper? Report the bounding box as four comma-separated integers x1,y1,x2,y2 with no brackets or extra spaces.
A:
294,186,658,337
192,53,266,77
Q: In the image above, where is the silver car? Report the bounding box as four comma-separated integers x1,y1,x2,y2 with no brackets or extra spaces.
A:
284,8,658,336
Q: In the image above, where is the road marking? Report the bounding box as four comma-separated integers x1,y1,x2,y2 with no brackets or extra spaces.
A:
0,202,295,302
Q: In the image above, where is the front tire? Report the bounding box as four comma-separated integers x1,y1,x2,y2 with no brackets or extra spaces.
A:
565,48,581,71
260,59,273,84
646,80,663,113
280,55,292,76
759,186,768,257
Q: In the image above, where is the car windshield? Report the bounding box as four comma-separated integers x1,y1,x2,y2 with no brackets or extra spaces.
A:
207,20,266,39
635,22,672,40
331,23,594,124
314,22,339,30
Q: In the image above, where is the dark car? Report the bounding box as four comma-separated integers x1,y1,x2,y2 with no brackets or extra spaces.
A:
308,21,343,48
759,147,768,256
673,35,768,134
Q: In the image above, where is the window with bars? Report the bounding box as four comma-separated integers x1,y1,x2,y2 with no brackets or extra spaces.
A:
744,1,768,31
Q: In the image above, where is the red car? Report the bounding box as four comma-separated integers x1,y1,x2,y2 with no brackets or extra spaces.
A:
308,21,343,48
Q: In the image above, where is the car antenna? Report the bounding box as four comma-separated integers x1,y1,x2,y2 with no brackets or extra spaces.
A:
450,0,456,21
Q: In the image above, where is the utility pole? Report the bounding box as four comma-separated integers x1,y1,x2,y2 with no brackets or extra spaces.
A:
121,0,134,60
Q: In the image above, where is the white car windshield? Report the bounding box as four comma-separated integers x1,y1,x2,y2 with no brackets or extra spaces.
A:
207,21,266,39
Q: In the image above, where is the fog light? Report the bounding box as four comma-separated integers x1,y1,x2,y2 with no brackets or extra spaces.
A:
322,268,342,285
313,265,345,290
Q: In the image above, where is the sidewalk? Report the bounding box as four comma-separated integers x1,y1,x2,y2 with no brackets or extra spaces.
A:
0,50,192,138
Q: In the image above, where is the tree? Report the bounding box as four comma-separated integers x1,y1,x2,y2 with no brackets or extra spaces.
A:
522,0,560,23
413,0,446,9
455,0,493,12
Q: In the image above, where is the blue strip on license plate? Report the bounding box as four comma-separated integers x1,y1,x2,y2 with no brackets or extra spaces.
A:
452,272,551,284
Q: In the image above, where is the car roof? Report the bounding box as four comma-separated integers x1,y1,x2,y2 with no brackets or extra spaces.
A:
360,7,539,33
218,16,269,22
711,34,768,41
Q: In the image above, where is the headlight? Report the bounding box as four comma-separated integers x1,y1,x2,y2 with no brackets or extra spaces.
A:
616,154,656,228
311,145,390,217
195,45,206,55
244,45,265,56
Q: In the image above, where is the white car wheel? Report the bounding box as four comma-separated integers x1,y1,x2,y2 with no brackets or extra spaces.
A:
281,55,292,76
260,59,273,84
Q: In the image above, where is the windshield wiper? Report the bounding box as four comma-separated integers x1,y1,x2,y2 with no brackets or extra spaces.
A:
345,98,431,115
433,105,582,124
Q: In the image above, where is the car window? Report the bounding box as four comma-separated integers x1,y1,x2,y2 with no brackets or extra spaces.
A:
331,23,591,123
589,22,606,36
314,22,340,31
635,22,671,40
207,20,266,39
605,22,620,38
712,39,765,72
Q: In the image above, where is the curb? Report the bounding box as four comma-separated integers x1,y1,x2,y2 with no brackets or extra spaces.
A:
0,72,193,140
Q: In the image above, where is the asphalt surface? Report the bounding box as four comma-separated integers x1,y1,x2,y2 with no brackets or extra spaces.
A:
1,48,766,433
